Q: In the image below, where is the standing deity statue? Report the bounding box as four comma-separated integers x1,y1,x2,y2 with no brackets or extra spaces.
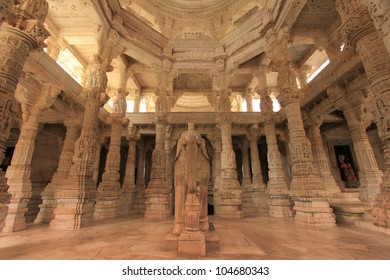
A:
172,123,210,235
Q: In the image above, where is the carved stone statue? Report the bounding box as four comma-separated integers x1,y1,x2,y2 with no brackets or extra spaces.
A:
172,122,210,235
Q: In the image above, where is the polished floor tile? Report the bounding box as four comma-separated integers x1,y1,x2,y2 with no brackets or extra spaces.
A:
0,215,390,260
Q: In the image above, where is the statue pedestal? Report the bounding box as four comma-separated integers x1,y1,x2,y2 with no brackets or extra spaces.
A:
178,231,206,256
162,222,219,256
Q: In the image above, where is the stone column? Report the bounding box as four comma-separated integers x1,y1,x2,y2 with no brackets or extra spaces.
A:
245,94,253,112
4,84,59,232
133,91,140,113
261,91,293,217
144,115,170,219
266,32,335,227
278,65,335,227
0,0,15,25
136,141,145,189
51,56,110,230
328,86,382,201
336,0,390,227
295,65,311,88
208,129,222,216
165,125,174,215
94,116,126,220
35,115,82,224
0,1,49,232
0,96,16,231
365,0,390,55
0,2,49,100
306,115,342,197
241,140,251,189
217,113,243,218
247,124,264,189
118,125,138,216
131,140,146,214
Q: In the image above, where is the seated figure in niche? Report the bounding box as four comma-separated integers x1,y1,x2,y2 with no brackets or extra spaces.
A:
340,157,359,188
172,122,210,235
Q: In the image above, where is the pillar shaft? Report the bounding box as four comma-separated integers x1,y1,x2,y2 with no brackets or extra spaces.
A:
4,84,58,232
94,117,124,220
35,117,81,224
144,116,170,219
307,119,341,196
241,140,251,189
217,115,243,218
51,57,110,230
343,107,382,201
336,0,390,227
118,133,138,216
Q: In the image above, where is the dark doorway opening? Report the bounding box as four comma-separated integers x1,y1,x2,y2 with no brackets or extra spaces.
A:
333,145,358,185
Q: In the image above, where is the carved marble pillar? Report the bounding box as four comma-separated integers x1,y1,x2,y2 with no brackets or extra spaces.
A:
51,56,110,230
165,125,174,214
365,0,390,55
336,0,390,228
208,129,222,216
278,66,335,227
217,114,243,218
0,96,15,231
295,65,311,88
261,91,293,218
118,126,138,216
337,94,382,201
0,1,49,98
244,92,253,112
144,115,170,219
94,116,126,220
0,0,16,27
136,141,145,189
241,140,251,189
4,84,59,232
131,140,146,214
35,116,82,224
247,124,264,189
306,115,342,197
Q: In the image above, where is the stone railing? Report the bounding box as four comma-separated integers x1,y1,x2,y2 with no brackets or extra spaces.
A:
126,111,282,126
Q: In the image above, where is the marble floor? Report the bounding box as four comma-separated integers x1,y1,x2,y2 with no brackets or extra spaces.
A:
0,215,390,260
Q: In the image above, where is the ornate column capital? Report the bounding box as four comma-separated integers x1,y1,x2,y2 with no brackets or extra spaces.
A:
336,0,376,47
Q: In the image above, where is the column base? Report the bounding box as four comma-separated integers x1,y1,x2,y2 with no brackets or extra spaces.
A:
218,189,244,218
35,176,65,224
372,192,390,228
94,181,121,220
292,197,336,228
358,170,382,203
242,188,268,216
34,192,56,224
268,194,294,218
144,180,171,220
118,187,136,216
129,188,146,215
0,191,11,232
3,190,32,233
50,177,96,230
